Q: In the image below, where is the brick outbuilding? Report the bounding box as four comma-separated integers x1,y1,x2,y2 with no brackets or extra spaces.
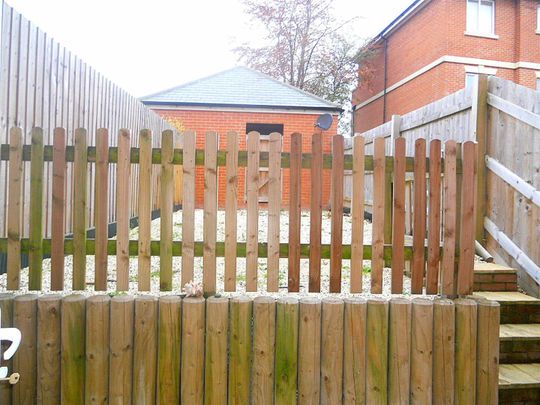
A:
353,0,540,133
141,66,342,208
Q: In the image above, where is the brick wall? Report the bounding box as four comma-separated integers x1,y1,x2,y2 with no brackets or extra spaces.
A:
152,108,338,209
353,0,540,133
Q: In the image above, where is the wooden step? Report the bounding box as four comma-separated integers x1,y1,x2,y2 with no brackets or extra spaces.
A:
499,363,540,389
474,292,540,324
474,262,518,292
500,324,540,341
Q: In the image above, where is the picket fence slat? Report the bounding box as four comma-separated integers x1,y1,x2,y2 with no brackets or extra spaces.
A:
391,137,406,293
288,133,302,292
181,130,196,286
412,138,427,294
7,127,22,289
309,132,323,292
28,128,44,290
224,131,238,292
246,131,259,292
442,140,457,296
427,139,442,294
160,130,174,291
203,131,218,295
50,128,66,291
94,129,109,291
115,129,131,291
267,132,281,292
371,138,386,293
137,129,152,291
350,136,365,293
330,135,344,293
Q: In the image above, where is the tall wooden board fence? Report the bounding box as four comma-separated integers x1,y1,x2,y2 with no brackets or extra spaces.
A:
0,127,477,295
0,0,178,246
0,294,500,405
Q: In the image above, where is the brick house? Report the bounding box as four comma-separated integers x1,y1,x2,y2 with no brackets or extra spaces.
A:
353,0,540,133
141,66,342,208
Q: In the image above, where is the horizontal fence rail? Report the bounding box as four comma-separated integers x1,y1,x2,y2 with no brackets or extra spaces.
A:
0,127,477,295
0,294,500,405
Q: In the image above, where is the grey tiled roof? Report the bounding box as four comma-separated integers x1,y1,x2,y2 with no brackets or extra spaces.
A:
141,66,342,111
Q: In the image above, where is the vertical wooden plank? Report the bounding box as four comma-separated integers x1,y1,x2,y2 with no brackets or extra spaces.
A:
173,131,183,205
203,131,218,294
94,128,108,291
427,139,442,294
410,298,433,404
476,300,499,405
224,131,238,291
321,298,344,403
309,131,323,292
228,296,253,405
51,128,66,290
246,131,260,292
109,296,134,405
37,295,61,405
343,298,367,404
288,133,302,292
473,74,488,242
275,297,298,405
442,141,457,296
458,142,477,295
29,127,44,290
182,130,196,286
391,137,406,293
181,297,205,405
61,294,86,405
160,130,174,291
204,297,228,405
0,294,14,403
13,294,38,404
158,296,182,405
330,135,344,293
371,137,386,293
267,132,282,292
433,299,455,405
116,129,131,291
454,299,477,404
252,296,276,404
137,129,152,291
298,298,321,404
85,295,110,404
388,298,411,405
412,138,427,294
7,127,22,290
133,296,158,404
366,298,388,404
350,135,365,293
72,128,87,290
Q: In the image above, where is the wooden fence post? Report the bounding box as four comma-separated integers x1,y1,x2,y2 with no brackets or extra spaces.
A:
181,297,205,405
0,294,14,404
388,298,411,404
321,298,344,403
366,298,389,404
472,74,488,243
228,296,252,405
37,296,61,405
476,300,500,405
204,296,228,405
61,294,86,405
433,298,455,404
455,298,477,404
158,296,182,404
298,298,321,404
410,298,434,404
275,297,299,405
85,295,110,403
343,298,367,404
252,296,276,404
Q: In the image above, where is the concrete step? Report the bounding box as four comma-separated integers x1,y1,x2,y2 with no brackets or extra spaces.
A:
500,324,540,364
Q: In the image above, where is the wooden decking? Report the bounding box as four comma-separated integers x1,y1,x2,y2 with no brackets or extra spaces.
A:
499,364,540,389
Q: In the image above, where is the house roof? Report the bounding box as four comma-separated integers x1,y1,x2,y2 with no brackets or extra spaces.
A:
140,66,342,112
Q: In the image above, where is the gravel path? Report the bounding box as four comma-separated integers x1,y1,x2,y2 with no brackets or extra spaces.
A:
0,209,413,298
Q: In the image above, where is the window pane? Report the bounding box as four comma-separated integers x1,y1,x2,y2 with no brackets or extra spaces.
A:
467,0,479,31
479,1,494,34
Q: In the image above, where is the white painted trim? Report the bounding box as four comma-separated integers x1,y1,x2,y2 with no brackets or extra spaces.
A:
148,105,336,116
485,156,540,207
487,93,540,131
484,217,540,285
536,71,540,78
464,31,499,40
354,55,540,110
464,65,497,75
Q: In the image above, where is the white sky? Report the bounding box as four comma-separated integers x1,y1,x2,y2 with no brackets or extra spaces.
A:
8,0,412,97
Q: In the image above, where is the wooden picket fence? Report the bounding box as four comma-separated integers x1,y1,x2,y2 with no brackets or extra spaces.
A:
0,127,477,295
0,294,499,405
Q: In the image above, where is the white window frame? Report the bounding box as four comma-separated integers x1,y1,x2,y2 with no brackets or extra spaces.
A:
465,0,498,38
464,65,497,89
537,3,540,34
